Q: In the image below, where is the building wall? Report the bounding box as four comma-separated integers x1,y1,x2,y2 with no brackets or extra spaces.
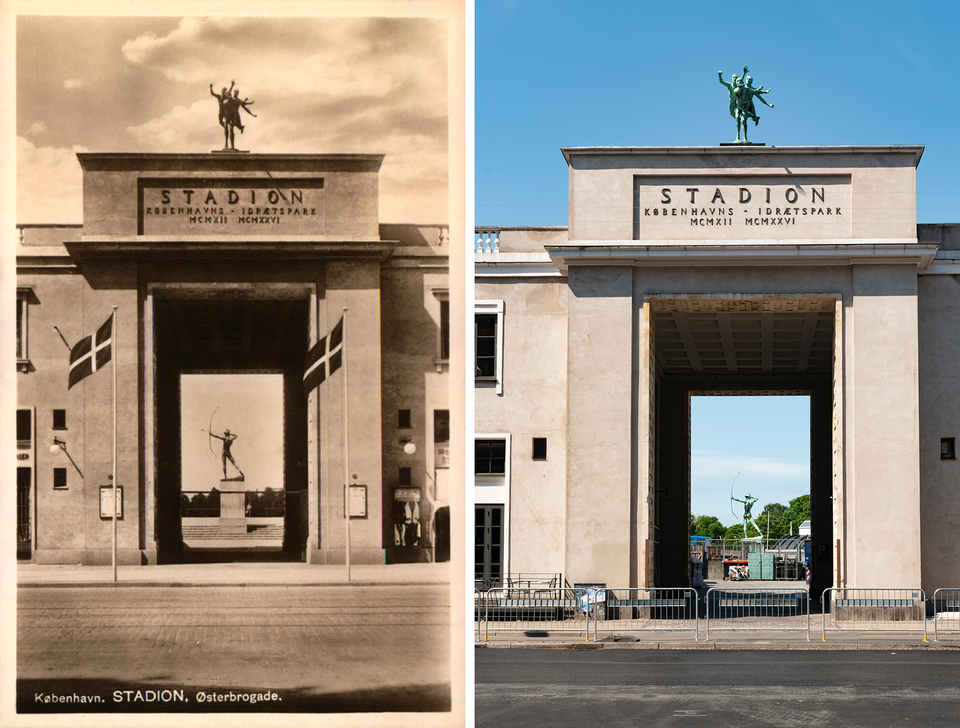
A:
379,224,450,562
918,225,960,593
475,276,569,577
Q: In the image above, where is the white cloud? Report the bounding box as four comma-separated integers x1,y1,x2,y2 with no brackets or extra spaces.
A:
692,451,808,480
16,137,83,224
25,121,47,136
63,78,85,89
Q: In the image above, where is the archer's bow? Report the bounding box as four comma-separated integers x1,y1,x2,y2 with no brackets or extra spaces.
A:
208,407,219,457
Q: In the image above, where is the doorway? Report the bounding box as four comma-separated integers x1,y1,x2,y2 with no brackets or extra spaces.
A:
154,296,309,563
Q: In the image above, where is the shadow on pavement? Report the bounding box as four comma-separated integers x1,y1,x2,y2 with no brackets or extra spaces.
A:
19,678,451,713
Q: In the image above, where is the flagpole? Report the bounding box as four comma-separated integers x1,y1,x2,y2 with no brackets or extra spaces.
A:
341,307,351,582
112,306,118,584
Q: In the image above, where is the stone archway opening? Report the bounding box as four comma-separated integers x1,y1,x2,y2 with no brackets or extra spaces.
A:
154,295,309,563
646,295,842,600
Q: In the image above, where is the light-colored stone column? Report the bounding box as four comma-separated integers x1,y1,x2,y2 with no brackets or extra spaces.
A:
564,265,634,587
316,259,384,564
846,264,921,587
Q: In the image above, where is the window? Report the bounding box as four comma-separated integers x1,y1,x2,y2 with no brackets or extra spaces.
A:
440,299,450,361
16,289,31,369
475,314,496,376
475,439,506,475
398,409,412,429
532,437,547,461
17,409,32,448
399,467,412,486
432,288,449,368
53,409,67,430
475,300,504,394
434,409,450,469
475,505,504,589
53,468,67,490
943,438,956,460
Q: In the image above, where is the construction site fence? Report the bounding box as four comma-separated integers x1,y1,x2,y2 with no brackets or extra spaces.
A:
705,587,810,640
821,588,927,640
931,588,960,641
591,588,699,641
477,587,592,639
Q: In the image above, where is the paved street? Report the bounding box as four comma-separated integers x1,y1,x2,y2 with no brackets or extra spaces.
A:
476,649,960,727
18,584,450,713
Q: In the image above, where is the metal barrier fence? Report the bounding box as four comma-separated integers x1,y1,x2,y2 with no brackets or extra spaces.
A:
705,587,810,640
821,588,926,640
932,588,960,641
474,589,483,642
481,587,590,639
593,588,698,641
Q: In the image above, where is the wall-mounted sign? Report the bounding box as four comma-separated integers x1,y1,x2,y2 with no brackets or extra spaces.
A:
634,175,851,240
99,485,123,519
346,484,367,519
138,178,325,235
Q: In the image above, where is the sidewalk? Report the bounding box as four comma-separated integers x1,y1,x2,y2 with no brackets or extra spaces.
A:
475,627,960,651
18,560,450,587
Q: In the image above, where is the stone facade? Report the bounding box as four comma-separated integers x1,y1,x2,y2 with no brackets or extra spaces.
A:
476,145,958,598
16,152,450,566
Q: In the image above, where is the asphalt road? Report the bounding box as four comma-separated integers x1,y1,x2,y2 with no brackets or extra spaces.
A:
476,648,960,727
18,584,451,713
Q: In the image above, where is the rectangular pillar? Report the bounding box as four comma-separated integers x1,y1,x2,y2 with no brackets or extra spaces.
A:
564,265,634,587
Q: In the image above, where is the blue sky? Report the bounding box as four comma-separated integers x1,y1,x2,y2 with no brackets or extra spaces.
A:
477,0,960,226
476,0,959,524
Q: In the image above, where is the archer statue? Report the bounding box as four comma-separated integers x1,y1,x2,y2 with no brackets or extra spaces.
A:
730,473,763,542
718,65,774,143
210,79,257,151
203,420,245,481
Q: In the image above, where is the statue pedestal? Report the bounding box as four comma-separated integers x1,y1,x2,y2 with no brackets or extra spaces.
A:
219,479,247,535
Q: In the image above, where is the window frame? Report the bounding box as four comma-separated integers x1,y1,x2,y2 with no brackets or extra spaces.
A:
475,299,504,395
53,467,68,490
942,437,956,460
16,288,31,371
53,409,67,431
474,433,511,579
532,437,547,461
431,287,449,370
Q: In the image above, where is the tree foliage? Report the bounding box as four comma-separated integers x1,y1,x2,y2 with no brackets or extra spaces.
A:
690,493,811,542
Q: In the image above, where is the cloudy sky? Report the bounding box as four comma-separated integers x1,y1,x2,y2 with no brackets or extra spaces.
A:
16,11,449,224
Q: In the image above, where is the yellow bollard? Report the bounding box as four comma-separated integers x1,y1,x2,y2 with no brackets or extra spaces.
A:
822,633,826,641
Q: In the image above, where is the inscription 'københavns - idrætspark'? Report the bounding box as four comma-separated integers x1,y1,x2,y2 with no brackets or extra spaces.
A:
143,188,319,227
643,185,842,227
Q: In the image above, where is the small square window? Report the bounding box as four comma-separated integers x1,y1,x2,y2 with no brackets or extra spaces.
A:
942,438,956,460
398,467,412,486
53,409,67,430
532,437,547,460
53,468,67,489
398,409,412,429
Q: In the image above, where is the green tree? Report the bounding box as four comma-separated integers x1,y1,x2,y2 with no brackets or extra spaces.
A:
755,501,788,543
723,522,761,541
784,494,811,534
692,515,727,540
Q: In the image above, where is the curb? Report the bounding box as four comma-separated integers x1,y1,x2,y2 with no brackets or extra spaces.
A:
18,580,448,589
475,641,959,651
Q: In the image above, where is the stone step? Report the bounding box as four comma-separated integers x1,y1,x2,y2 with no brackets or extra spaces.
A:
182,524,283,540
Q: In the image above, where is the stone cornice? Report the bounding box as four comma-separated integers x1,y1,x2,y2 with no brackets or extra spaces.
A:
561,145,925,167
